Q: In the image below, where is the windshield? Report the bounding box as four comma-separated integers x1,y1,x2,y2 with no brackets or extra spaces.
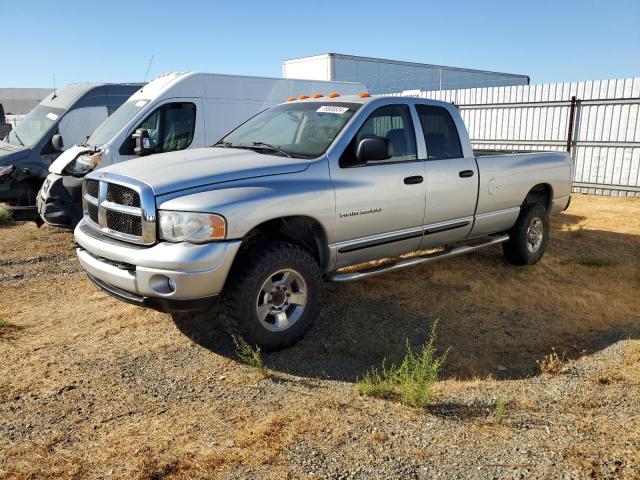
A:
86,99,149,147
218,102,361,159
4,105,65,148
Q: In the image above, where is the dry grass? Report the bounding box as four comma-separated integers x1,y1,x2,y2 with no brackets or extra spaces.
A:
1,194,639,478
537,348,567,375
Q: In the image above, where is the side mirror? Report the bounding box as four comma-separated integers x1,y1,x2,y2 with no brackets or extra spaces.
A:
132,128,151,156
51,134,64,152
356,137,392,163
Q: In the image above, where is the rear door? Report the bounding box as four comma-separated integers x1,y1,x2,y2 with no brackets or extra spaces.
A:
415,104,478,248
331,104,427,269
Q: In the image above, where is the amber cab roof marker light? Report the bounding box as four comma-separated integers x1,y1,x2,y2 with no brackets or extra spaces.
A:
287,97,297,102
328,92,340,98
298,95,310,100
312,93,324,98
359,92,371,98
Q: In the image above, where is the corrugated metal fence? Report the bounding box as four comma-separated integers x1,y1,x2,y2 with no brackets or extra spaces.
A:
391,77,640,197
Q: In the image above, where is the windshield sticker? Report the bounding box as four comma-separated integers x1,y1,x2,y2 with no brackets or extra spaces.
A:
316,106,349,114
46,112,59,121
135,100,148,107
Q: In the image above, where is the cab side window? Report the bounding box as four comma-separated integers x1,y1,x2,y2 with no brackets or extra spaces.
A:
415,105,463,160
162,104,196,152
340,104,417,166
125,102,196,155
139,109,162,151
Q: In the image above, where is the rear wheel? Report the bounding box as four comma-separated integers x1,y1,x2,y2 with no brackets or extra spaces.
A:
221,242,322,351
502,203,549,265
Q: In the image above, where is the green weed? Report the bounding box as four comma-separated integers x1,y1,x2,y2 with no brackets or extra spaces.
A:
495,395,506,423
232,335,268,378
358,321,450,408
0,204,13,226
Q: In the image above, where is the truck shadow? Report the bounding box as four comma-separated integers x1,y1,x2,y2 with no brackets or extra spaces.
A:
172,219,640,383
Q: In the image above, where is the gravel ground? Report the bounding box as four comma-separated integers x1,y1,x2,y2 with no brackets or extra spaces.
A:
1,195,639,479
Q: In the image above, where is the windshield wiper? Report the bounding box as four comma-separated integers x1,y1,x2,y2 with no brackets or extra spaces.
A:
11,130,25,147
213,141,253,150
213,140,293,158
250,142,292,158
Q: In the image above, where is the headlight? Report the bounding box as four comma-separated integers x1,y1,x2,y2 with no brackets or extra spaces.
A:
71,154,102,176
158,211,226,243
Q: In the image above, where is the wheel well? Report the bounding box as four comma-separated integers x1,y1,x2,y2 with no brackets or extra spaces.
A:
241,216,330,269
523,183,552,211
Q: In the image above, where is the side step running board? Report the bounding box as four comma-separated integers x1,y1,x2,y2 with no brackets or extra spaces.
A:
327,234,509,283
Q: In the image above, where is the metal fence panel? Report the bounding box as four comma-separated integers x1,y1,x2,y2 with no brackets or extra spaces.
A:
388,77,640,196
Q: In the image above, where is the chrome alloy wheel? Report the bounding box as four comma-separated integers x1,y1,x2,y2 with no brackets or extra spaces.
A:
526,217,544,253
256,269,308,332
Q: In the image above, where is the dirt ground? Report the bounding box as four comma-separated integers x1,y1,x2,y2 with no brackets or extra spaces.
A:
1,194,639,479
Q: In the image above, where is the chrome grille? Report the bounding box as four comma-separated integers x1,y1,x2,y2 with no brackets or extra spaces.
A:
106,183,140,207
82,173,156,245
85,179,99,198
106,209,142,236
87,203,99,224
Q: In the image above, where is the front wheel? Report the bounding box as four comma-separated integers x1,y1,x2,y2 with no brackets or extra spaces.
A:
502,203,550,265
221,242,323,351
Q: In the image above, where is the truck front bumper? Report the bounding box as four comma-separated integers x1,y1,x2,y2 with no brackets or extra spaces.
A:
37,173,84,229
74,219,243,312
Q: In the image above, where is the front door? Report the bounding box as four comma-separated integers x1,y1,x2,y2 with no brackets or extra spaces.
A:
330,104,427,269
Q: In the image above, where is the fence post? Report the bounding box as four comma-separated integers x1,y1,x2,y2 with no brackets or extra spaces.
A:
566,95,577,152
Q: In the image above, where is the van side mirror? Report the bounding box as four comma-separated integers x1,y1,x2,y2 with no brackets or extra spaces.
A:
356,137,392,163
51,134,64,152
132,128,151,156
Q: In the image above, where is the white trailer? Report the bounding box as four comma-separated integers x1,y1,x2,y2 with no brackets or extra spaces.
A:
283,53,529,95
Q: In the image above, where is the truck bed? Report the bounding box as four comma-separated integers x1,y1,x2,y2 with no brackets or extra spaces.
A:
474,148,557,156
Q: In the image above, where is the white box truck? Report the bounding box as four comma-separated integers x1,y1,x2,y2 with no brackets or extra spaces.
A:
38,71,366,227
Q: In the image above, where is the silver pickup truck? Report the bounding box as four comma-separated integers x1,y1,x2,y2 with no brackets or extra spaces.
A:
74,94,572,350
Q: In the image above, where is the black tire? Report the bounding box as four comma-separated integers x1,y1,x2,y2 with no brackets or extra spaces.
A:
221,241,323,351
502,203,550,266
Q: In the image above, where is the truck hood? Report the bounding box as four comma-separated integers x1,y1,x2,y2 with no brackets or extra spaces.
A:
97,147,311,195
0,140,30,165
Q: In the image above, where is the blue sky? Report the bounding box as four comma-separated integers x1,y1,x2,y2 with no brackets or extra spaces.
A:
2,0,639,88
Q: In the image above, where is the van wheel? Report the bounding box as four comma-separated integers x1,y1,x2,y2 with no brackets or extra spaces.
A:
502,203,550,266
221,242,323,351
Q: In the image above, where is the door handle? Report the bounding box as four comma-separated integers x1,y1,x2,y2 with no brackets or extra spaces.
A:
459,170,475,178
404,175,424,185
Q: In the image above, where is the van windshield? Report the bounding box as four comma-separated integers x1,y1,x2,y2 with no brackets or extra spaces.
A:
86,99,149,148
5,105,65,148
217,102,361,159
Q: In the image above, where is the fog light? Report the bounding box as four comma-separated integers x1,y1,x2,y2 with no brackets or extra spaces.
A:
149,274,176,295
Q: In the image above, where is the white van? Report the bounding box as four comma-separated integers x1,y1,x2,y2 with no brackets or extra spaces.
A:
38,71,366,227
